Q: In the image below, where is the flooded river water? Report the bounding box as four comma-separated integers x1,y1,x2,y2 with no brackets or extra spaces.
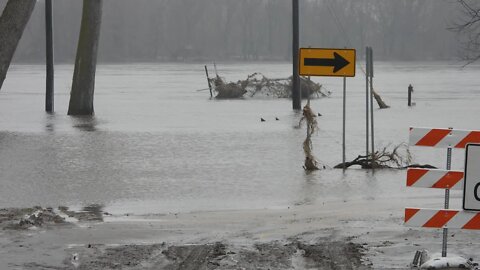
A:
0,62,479,214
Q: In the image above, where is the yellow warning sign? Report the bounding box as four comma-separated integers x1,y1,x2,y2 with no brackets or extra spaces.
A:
299,48,356,77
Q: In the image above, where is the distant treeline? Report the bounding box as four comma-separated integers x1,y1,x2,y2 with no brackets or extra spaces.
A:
1,0,464,63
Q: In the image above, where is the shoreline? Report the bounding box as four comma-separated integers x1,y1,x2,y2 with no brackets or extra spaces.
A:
1,198,479,269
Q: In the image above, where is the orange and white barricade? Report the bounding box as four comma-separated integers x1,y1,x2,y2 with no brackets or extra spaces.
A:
405,127,480,258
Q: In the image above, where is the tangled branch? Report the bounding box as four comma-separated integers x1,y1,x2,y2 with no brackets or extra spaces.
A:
334,143,412,169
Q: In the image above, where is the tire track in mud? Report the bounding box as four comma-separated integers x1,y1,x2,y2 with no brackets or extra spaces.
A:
52,239,370,270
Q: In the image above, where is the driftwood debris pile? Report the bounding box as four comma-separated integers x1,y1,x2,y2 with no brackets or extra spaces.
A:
213,76,247,99
212,73,330,99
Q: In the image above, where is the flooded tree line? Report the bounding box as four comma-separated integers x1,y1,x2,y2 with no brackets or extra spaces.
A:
0,0,101,115
0,0,468,63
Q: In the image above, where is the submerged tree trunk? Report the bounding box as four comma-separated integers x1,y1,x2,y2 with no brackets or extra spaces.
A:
0,0,36,90
68,0,103,115
372,90,390,109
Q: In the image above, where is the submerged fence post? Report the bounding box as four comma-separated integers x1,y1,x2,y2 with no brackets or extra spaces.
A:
292,0,301,110
45,0,54,113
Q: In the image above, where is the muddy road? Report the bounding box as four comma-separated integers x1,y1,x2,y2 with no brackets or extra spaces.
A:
1,197,479,269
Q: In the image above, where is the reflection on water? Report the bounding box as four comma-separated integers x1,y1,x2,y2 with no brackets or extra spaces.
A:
0,62,479,214
45,114,55,132
70,116,98,132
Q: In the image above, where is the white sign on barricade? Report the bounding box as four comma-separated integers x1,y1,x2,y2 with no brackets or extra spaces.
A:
464,144,480,211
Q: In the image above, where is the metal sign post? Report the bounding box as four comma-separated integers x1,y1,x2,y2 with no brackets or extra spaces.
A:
365,47,370,160
342,76,346,169
442,145,452,257
368,47,375,162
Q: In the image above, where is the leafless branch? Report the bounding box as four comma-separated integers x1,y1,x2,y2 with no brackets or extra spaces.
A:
450,0,480,64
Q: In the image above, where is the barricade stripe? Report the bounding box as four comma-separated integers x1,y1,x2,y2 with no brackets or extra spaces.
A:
415,129,450,147
432,171,464,189
406,169,464,190
405,208,437,227
405,208,420,223
406,169,429,187
409,128,432,146
455,131,480,148
410,127,480,148
448,211,476,229
423,210,457,228
405,208,480,229
462,214,480,230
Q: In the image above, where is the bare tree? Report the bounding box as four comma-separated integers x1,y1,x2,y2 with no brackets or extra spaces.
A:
451,0,480,64
68,0,103,115
0,0,36,90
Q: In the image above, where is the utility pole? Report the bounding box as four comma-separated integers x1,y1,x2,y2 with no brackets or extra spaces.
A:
292,0,301,110
45,0,54,113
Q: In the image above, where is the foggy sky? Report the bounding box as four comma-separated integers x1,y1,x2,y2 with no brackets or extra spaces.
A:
0,0,465,63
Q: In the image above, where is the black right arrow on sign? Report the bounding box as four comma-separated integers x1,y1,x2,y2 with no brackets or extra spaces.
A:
304,52,350,73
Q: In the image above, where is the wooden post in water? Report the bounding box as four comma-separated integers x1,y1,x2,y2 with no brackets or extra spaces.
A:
45,0,54,113
204,65,212,98
408,84,413,106
292,0,301,110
